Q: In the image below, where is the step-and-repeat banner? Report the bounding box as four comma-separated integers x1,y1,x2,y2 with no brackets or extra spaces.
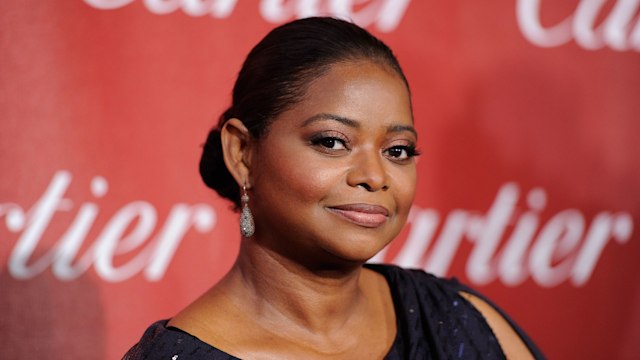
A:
1,1,639,359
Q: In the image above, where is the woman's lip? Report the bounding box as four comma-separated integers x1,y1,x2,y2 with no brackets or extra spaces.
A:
326,204,389,228
328,204,389,215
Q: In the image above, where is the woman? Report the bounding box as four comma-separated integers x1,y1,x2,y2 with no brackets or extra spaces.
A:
125,17,544,359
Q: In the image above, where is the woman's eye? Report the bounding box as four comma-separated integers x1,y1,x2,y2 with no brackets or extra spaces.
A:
313,137,347,150
385,146,419,160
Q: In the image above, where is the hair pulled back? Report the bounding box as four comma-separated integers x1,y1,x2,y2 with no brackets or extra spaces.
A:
199,17,410,209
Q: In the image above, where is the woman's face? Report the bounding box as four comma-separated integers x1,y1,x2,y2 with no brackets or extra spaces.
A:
249,60,417,267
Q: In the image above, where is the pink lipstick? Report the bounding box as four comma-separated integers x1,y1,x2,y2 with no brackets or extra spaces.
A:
326,204,389,228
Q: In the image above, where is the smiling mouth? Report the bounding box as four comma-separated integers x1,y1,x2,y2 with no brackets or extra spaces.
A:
326,204,389,228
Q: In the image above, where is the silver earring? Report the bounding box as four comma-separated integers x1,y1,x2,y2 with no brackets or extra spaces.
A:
240,184,255,237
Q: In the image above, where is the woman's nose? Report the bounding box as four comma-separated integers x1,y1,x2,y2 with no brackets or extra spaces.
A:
346,150,389,192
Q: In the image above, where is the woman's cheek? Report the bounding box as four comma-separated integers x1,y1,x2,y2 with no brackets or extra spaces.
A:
394,166,417,211
258,145,337,201
286,158,344,201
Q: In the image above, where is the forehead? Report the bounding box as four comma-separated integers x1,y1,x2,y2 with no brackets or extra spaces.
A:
282,60,414,126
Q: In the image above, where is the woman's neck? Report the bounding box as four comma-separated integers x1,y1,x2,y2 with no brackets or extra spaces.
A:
225,239,370,336
170,238,396,359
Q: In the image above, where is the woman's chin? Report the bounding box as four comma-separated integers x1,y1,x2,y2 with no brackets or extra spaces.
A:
318,240,390,267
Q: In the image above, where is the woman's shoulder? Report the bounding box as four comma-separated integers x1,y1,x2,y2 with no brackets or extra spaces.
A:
122,319,239,360
364,263,545,360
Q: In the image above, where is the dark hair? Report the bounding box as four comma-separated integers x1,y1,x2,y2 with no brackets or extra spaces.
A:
199,17,410,209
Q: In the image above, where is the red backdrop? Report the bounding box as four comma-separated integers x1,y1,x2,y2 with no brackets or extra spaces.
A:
1,1,639,359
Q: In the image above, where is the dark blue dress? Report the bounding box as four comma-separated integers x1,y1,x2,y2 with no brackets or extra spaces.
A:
123,264,545,359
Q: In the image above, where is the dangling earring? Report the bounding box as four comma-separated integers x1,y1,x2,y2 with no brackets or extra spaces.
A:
240,183,255,237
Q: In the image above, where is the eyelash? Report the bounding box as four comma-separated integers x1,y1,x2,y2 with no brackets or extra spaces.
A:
385,145,421,161
310,136,349,151
309,134,421,161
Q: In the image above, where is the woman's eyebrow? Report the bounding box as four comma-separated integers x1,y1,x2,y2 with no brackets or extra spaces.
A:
387,124,418,138
302,113,417,139
301,113,360,128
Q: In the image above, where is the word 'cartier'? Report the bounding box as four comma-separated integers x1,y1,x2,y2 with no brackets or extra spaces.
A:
373,185,633,287
82,0,412,32
1,171,633,286
517,0,640,51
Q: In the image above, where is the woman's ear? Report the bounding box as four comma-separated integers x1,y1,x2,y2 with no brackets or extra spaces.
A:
220,118,253,187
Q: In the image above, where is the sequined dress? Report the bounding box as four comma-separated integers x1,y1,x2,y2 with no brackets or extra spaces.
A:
123,264,545,359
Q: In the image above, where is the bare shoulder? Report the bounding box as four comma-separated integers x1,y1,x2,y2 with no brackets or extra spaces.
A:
459,291,535,360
